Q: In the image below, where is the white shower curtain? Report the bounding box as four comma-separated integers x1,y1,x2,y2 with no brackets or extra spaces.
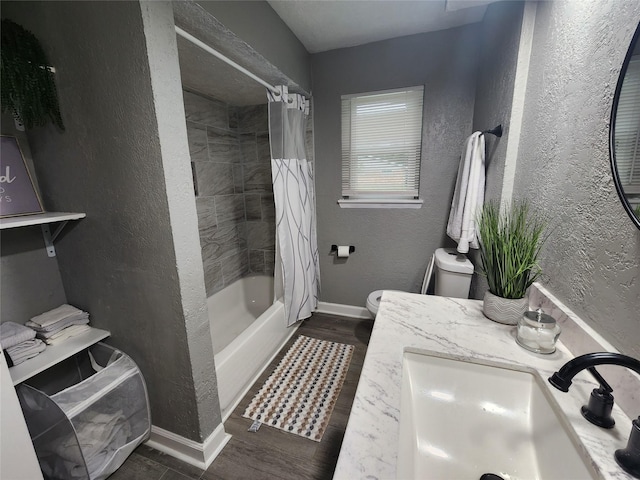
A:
268,86,320,326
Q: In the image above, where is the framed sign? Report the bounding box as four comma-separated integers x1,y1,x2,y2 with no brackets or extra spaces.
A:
0,135,44,218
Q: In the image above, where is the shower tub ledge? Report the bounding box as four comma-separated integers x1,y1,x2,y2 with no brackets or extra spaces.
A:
209,275,298,420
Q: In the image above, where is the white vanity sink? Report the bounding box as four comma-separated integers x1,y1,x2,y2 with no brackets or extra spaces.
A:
397,349,597,480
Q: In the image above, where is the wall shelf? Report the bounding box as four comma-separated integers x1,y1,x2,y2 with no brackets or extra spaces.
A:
0,212,86,257
9,327,110,385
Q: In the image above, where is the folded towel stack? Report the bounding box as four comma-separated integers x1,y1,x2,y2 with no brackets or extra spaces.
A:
1,322,46,366
26,304,91,346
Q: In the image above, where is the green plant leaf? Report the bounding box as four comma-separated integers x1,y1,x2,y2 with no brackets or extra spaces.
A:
477,199,547,299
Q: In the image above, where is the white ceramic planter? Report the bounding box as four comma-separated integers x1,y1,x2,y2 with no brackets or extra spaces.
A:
483,291,528,325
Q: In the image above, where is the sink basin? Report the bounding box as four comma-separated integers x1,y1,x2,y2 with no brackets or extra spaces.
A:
397,350,597,480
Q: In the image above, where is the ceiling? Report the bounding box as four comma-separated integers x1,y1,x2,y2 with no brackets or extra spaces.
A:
174,0,496,105
267,0,493,54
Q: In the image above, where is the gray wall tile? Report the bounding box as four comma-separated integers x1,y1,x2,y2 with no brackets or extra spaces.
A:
222,249,249,285
257,133,271,163
186,90,277,293
244,163,272,193
260,194,275,223
183,90,228,128
194,162,234,196
232,164,244,193
215,194,245,225
236,105,268,133
186,122,208,163
249,249,265,273
196,197,217,228
208,142,240,164
245,194,262,221
200,223,246,262
264,250,275,275
247,221,275,250
239,133,257,163
207,126,239,145
203,257,224,297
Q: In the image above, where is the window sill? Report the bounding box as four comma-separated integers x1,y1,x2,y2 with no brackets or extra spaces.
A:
338,199,423,209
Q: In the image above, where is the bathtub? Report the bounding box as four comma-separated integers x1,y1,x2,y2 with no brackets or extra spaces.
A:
208,275,297,420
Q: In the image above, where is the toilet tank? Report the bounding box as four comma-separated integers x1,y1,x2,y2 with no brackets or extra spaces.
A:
434,248,473,299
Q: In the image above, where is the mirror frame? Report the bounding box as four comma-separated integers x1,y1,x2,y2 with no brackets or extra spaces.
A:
610,22,640,230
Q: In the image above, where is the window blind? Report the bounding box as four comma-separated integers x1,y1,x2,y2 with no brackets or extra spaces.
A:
341,86,424,198
615,56,640,194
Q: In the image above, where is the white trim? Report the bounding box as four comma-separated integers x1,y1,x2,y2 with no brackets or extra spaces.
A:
316,301,372,319
500,1,537,207
338,199,423,209
145,423,231,470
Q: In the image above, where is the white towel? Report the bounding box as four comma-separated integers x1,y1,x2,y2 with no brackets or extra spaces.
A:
43,325,91,345
28,316,89,337
446,132,485,254
29,304,86,328
5,338,46,365
0,322,36,350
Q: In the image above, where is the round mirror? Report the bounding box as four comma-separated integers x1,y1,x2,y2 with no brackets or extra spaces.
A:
611,23,640,229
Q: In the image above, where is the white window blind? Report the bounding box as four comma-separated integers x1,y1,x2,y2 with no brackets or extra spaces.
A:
614,56,640,194
341,86,424,199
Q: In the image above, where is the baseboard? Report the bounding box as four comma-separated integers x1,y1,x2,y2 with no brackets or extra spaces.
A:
315,301,372,319
145,422,231,470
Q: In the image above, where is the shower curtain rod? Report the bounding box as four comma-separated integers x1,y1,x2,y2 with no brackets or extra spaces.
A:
174,26,280,95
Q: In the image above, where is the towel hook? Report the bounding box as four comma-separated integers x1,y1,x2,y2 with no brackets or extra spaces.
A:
481,124,503,138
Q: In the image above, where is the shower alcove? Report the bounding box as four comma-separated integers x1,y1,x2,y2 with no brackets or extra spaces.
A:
173,2,314,419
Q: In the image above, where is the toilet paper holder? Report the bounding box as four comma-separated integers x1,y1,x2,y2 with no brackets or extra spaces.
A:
331,245,355,254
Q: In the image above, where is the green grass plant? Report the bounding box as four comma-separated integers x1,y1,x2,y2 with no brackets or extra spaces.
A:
477,200,547,299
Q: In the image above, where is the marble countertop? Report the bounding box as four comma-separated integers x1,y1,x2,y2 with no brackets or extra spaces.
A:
333,291,635,480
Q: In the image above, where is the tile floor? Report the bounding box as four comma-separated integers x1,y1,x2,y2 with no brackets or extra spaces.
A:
112,313,374,480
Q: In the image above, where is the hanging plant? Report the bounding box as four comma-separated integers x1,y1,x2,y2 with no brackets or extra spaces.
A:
1,19,64,130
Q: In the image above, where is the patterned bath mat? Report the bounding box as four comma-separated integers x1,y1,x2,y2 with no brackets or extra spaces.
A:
242,335,354,442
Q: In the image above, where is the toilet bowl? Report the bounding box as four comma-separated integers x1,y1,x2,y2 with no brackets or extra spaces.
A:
366,289,399,318
366,248,474,318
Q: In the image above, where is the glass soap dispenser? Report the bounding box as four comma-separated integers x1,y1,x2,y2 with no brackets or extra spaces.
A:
516,309,561,354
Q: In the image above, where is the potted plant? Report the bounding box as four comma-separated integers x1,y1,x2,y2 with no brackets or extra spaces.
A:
477,199,547,325
1,19,64,130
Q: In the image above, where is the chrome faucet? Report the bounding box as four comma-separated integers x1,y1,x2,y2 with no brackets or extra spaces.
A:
549,352,640,478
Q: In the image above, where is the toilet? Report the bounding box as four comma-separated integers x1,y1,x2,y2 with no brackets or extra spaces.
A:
366,248,474,318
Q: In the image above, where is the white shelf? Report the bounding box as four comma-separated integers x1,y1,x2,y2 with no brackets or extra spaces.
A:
0,212,86,229
9,327,110,385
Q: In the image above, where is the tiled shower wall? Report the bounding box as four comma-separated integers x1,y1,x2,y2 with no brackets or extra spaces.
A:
184,90,275,296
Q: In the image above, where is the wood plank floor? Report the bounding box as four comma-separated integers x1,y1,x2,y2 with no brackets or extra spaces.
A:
114,313,374,480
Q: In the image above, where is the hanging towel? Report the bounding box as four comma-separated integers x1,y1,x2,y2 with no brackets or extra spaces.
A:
446,132,486,253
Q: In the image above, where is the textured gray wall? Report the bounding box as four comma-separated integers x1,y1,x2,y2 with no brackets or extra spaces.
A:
0,116,67,323
311,25,481,306
2,1,220,441
515,0,640,357
472,2,524,205
195,1,311,93
468,1,524,298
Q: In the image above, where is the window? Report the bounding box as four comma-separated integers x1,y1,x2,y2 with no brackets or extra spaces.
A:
615,56,640,196
340,86,424,208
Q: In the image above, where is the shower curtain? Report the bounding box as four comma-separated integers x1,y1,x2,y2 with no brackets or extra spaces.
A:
268,86,320,326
